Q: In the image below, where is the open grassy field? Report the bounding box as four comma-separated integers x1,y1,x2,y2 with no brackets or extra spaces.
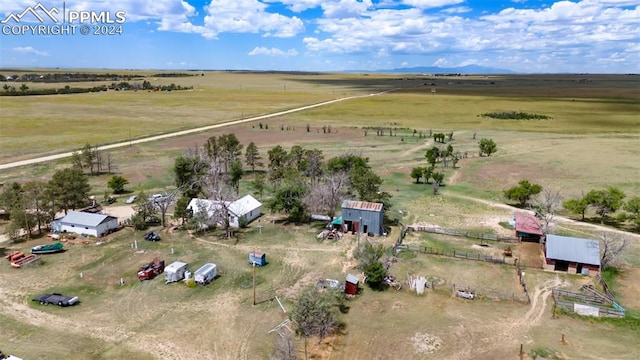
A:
1,71,639,359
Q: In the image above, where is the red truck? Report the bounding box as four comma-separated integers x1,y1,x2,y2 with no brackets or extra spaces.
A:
137,258,165,281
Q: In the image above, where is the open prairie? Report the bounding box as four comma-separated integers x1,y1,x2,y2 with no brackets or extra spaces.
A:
0,71,639,360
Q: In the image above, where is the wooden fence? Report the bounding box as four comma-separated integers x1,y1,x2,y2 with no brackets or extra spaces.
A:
409,225,520,243
515,259,531,304
552,288,625,318
453,284,529,304
419,246,510,265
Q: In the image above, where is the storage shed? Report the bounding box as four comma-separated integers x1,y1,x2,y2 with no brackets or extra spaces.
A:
544,234,600,276
345,274,360,295
514,213,543,242
249,251,267,266
341,200,384,236
50,211,118,237
165,261,188,283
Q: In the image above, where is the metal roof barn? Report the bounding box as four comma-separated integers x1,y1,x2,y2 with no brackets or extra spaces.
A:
341,200,384,236
50,211,118,237
546,234,600,266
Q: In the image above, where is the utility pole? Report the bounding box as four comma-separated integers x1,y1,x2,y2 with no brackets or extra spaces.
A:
252,258,256,306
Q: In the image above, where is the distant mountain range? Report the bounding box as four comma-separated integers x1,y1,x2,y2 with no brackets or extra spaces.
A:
356,64,515,74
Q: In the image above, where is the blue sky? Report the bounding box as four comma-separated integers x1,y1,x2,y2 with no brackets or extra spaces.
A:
0,0,638,73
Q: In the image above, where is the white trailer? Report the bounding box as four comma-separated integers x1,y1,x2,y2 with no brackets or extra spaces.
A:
194,263,217,285
165,261,188,284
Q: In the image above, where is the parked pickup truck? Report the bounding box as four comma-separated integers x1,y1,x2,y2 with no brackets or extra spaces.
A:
32,293,79,307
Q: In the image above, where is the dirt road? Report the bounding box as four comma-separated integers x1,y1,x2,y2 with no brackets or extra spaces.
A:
0,92,389,170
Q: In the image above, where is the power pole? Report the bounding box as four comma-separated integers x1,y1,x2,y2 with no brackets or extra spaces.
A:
252,259,256,306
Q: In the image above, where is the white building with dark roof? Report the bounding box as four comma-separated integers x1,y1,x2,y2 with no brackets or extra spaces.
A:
51,211,119,237
544,234,601,276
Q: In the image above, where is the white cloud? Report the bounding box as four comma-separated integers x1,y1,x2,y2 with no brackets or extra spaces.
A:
13,46,48,56
402,0,464,9
248,47,298,56
441,6,472,14
202,0,304,38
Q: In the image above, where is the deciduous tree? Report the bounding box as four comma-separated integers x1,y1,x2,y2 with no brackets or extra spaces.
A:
585,187,626,219
107,175,129,194
563,197,588,221
478,138,497,156
503,180,542,207
600,233,629,269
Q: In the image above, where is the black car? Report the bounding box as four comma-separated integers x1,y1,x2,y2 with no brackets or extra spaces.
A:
33,293,79,307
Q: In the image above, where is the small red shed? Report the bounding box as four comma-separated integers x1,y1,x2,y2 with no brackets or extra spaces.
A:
345,274,360,295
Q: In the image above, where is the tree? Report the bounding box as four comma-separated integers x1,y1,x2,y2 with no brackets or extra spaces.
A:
478,138,497,156
0,182,24,213
624,196,640,226
71,151,84,170
47,168,90,214
228,160,244,194
244,141,262,175
218,133,243,173
303,148,324,184
174,154,207,199
585,187,626,220
291,285,339,357
364,262,387,288
410,167,425,184
425,147,440,167
131,191,157,230
19,83,29,93
503,180,542,207
563,197,588,221
304,171,349,220
432,172,444,195
81,143,97,175
251,173,266,200
534,189,562,233
599,233,629,269
107,175,129,194
270,170,308,222
173,196,191,225
23,181,51,236
267,145,288,188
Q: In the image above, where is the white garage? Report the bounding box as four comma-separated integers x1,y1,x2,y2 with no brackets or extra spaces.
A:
51,211,119,237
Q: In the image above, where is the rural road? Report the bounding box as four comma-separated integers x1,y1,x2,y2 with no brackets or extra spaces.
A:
0,91,387,170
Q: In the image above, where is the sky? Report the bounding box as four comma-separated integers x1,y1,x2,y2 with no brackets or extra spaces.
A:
0,0,638,73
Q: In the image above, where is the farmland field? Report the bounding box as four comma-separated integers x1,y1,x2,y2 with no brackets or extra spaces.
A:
1,70,639,360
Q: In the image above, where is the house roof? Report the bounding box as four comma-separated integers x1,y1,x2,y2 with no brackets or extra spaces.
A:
546,234,600,266
341,200,383,212
345,274,359,284
515,213,543,236
187,195,262,218
59,211,117,227
228,194,262,217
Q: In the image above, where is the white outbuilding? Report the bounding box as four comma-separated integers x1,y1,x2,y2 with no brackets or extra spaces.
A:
187,194,262,229
50,211,119,237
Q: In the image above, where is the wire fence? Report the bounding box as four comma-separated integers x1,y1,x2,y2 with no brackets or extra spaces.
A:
453,284,530,304
552,288,625,318
408,225,520,243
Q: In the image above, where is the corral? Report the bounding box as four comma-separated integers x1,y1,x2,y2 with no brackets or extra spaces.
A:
0,71,639,360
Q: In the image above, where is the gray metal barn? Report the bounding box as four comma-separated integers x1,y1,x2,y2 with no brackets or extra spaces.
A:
340,200,385,236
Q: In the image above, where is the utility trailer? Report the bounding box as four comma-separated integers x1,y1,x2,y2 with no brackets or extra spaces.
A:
164,261,188,284
194,263,217,285
32,293,79,307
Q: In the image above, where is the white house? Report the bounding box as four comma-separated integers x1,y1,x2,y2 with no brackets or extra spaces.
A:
187,194,262,229
51,211,119,237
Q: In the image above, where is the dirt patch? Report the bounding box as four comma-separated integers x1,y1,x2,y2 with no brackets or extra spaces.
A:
411,332,443,355
615,266,640,310
518,242,544,268
102,205,135,222
279,271,323,300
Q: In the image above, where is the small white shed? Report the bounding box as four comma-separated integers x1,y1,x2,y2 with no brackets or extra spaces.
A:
165,261,188,283
50,211,118,237
194,263,217,285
